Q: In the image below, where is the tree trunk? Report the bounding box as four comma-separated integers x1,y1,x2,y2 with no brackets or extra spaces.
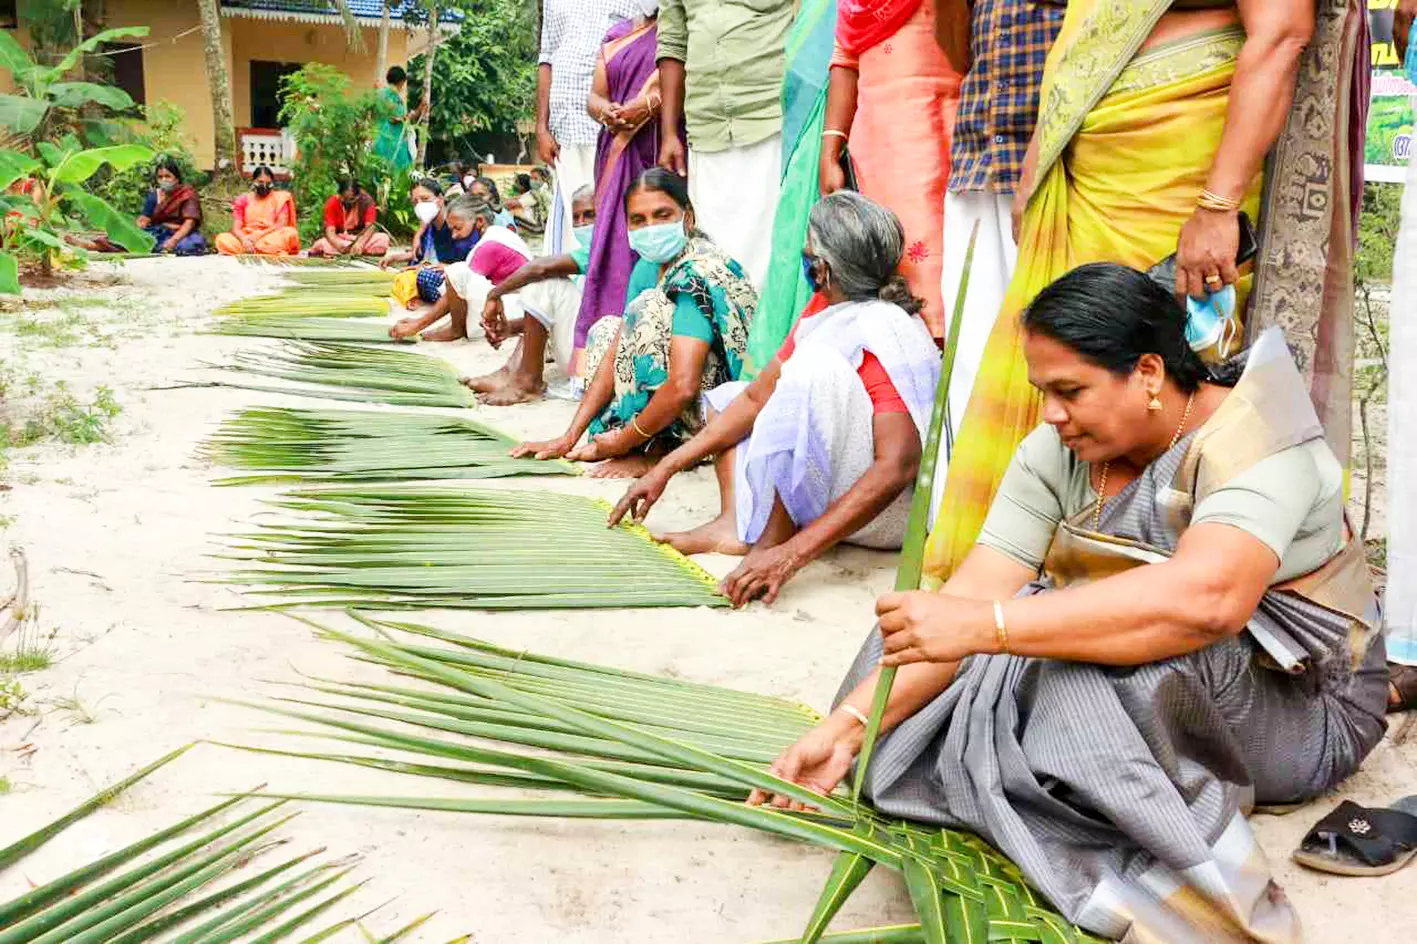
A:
374,0,391,85
415,6,437,168
196,0,238,180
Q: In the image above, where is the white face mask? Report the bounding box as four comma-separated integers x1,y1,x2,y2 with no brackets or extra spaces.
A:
463,175,476,190
414,201,440,224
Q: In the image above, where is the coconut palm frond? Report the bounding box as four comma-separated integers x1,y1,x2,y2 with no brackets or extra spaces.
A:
281,270,397,290
199,406,576,484
210,316,411,345
234,617,1105,944
236,255,376,268
0,750,390,944
217,293,394,317
212,341,475,408
215,487,728,609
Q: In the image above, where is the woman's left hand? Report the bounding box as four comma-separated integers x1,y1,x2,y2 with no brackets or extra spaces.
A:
876,591,991,667
721,543,805,608
160,237,178,253
566,430,629,464
1175,207,1240,301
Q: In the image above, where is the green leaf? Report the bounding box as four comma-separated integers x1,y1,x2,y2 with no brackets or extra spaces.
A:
43,27,151,82
0,744,192,871
0,253,19,295
52,143,154,185
0,93,48,135
67,190,154,252
761,927,924,944
0,30,36,85
48,81,135,112
901,857,947,944
800,850,876,943
0,149,39,192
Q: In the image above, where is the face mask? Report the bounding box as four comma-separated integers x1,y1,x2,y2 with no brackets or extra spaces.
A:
463,176,476,190
573,224,595,248
801,252,822,292
1184,284,1239,363
632,0,659,16
253,183,271,197
414,201,440,224
629,220,687,264
157,180,176,193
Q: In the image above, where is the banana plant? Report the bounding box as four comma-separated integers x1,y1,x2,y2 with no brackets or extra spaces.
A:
0,26,149,148
0,136,154,290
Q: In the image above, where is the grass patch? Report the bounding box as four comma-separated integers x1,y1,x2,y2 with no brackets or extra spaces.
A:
0,776,11,795
0,677,29,720
0,383,121,449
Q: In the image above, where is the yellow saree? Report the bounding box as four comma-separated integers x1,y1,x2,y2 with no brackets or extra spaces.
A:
923,0,1366,586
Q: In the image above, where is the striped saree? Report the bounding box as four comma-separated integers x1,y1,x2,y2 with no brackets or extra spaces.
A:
923,0,1368,585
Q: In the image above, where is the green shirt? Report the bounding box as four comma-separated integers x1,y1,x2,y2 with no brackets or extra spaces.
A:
657,0,794,152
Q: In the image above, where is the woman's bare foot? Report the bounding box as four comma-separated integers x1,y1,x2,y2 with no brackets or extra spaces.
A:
654,515,749,556
463,364,511,393
420,323,465,342
479,376,544,406
587,455,659,479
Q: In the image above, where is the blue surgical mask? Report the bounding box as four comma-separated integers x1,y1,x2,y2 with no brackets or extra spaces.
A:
801,252,821,292
1185,284,1239,363
573,224,595,248
628,220,687,264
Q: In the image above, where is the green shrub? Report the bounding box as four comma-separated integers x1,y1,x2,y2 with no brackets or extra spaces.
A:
93,100,204,219
279,64,381,245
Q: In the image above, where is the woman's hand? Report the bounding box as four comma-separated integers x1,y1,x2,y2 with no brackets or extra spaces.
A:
511,434,577,461
160,236,178,253
876,591,991,667
746,716,860,810
241,236,257,254
1175,207,1240,301
566,429,633,464
616,99,652,131
608,461,675,526
722,543,805,608
818,153,847,195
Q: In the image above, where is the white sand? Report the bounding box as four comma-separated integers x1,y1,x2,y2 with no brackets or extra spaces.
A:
0,256,1412,941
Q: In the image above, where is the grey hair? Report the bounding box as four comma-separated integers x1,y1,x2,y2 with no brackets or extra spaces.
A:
571,184,595,204
807,191,923,316
445,195,496,225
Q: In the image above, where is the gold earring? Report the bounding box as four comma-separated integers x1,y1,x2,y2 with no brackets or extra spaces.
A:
1147,394,1163,413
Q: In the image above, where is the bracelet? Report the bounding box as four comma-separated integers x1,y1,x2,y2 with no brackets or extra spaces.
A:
840,704,869,727
1197,188,1242,213
822,129,848,141
992,600,1009,654
631,416,652,439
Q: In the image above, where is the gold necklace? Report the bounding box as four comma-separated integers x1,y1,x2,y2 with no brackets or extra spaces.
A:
1092,391,1196,530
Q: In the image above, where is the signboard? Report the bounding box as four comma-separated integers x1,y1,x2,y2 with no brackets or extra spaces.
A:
1368,1,1415,183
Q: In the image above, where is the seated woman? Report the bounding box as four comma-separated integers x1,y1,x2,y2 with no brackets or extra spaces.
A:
752,263,1388,942
511,168,756,478
391,196,533,342
381,178,476,314
506,172,550,240
139,160,206,255
307,177,390,257
214,165,300,256
609,191,940,606
468,176,518,231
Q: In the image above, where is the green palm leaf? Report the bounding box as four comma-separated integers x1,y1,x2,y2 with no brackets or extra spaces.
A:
208,341,476,408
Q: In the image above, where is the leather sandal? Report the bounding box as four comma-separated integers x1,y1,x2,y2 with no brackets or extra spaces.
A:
1293,797,1417,876
1388,663,1417,714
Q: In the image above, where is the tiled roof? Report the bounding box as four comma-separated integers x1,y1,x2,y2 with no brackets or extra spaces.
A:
220,1,462,25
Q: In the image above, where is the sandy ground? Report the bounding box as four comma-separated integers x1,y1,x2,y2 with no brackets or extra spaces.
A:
0,256,1413,942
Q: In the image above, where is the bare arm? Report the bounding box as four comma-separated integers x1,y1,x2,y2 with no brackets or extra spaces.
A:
489,254,581,299
657,59,687,173
536,63,559,164
347,222,377,255
164,217,196,248
587,52,615,127
1175,0,1314,299
819,66,859,195
513,325,622,459
576,334,710,461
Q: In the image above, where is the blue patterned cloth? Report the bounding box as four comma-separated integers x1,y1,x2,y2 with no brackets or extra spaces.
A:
416,266,446,303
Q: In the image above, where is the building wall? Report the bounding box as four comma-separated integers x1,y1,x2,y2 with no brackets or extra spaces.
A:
103,1,215,165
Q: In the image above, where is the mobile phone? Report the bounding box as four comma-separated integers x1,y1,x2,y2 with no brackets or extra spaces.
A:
1146,211,1258,294
839,147,860,193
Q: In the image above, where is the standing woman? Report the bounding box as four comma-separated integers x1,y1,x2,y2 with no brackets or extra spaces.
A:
925,0,1371,583
372,66,424,178
215,165,299,256
138,159,206,255
571,3,681,381
513,168,756,478
818,0,963,338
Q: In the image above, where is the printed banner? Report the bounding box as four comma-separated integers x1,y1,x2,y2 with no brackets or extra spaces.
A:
1368,1,1415,183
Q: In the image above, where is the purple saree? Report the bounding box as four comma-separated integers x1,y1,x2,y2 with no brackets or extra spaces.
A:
572,19,684,357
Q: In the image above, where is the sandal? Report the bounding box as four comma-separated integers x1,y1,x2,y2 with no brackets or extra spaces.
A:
1292,797,1417,876
1388,663,1417,714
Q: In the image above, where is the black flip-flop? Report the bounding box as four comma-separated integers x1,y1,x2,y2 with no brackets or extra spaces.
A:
1293,797,1417,876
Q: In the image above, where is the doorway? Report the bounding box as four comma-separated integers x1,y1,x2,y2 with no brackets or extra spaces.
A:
249,60,302,128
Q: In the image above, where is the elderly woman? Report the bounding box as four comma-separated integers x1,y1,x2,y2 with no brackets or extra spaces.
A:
927,0,1372,582
513,168,756,478
609,192,940,607
215,165,299,256
382,178,477,313
753,263,1387,942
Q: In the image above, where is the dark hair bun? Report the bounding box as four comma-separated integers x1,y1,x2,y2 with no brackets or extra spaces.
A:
878,275,924,317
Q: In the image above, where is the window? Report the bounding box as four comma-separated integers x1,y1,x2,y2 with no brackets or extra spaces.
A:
105,44,146,107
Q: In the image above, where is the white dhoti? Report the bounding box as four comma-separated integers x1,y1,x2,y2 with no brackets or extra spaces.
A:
1387,151,1417,665
518,277,582,377
549,144,597,254
445,262,523,335
688,134,782,289
930,190,1018,523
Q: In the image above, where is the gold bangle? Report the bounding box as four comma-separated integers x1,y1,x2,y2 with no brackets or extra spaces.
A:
631,416,651,439
1197,188,1242,213
840,704,868,727
992,600,1009,654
